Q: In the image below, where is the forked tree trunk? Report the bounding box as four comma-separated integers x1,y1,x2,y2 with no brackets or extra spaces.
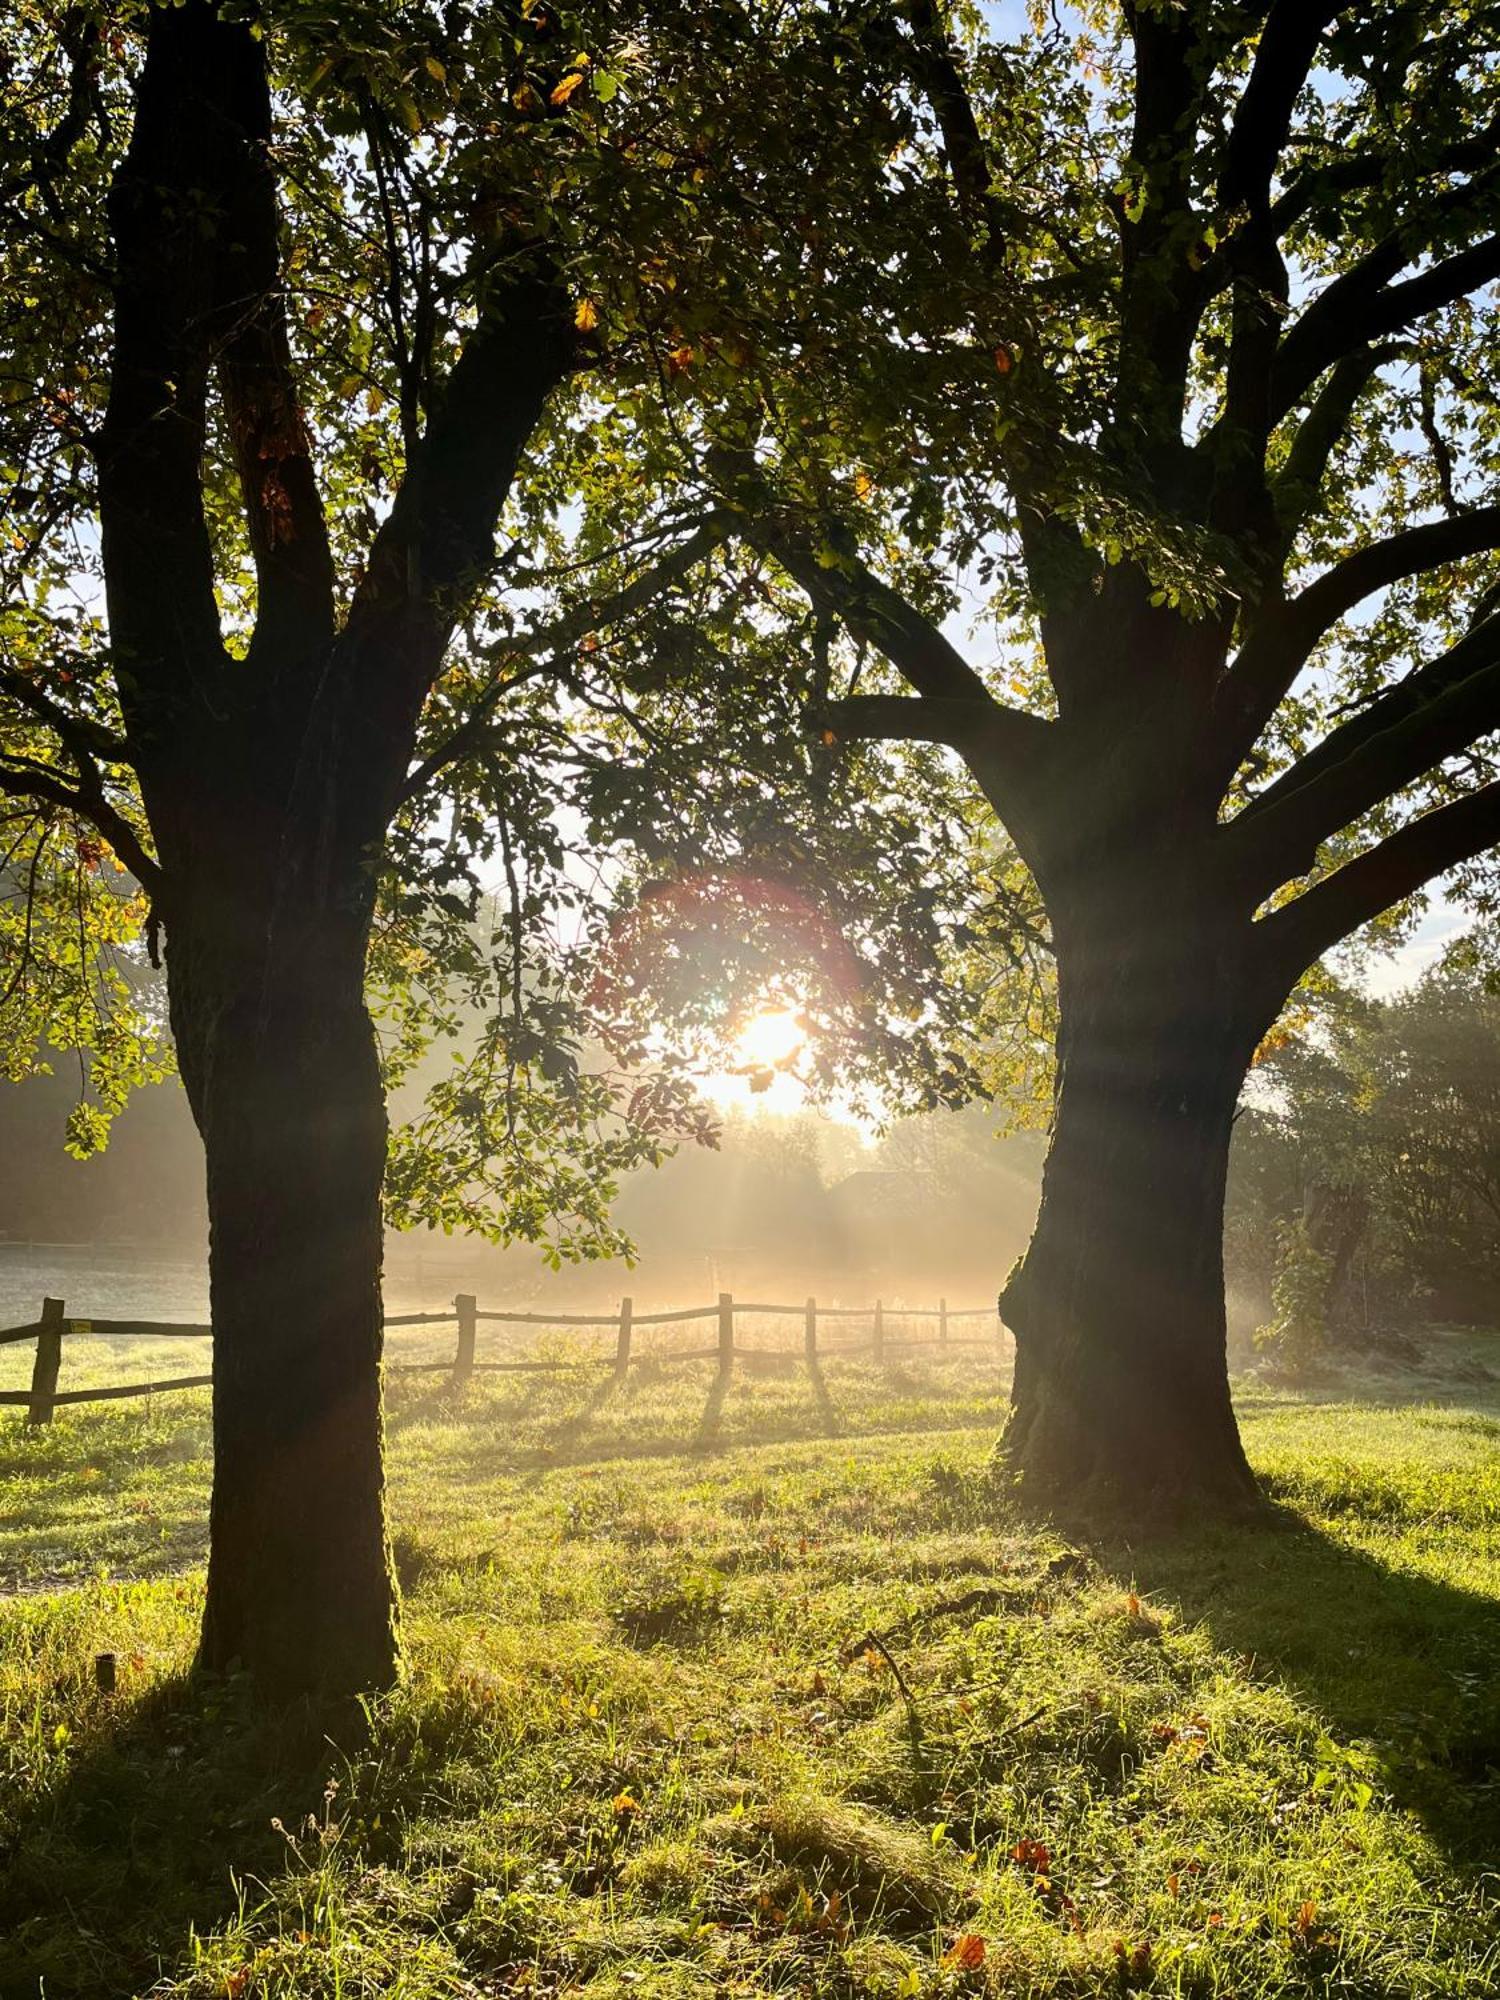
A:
169,887,398,1697
85,0,571,1701
1000,916,1277,1518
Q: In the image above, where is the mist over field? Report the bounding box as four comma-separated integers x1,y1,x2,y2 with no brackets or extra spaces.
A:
0,1060,1042,1326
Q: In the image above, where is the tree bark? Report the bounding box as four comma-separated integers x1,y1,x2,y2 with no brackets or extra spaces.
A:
168,872,398,1698
1000,907,1275,1519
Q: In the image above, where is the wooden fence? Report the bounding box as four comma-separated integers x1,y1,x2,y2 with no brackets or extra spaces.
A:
0,1291,1003,1425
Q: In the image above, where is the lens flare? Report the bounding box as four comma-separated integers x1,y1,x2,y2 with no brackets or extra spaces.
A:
732,1008,806,1075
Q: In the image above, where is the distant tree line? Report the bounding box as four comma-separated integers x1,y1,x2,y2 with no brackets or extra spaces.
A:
1229,963,1500,1361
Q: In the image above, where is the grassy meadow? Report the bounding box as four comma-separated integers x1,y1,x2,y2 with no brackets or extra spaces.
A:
1,1331,1498,1999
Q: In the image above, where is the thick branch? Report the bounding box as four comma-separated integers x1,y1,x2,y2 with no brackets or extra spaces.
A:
821,693,1051,761
1230,611,1500,890
0,759,86,820
275,255,578,848
723,466,1054,830
1268,342,1398,538
1283,508,1500,652
899,0,1001,239
1273,225,1500,423
731,492,995,711
210,29,336,667
1220,3,1347,217
1257,781,1500,977
1268,116,1500,243
95,0,236,723
1218,505,1500,770
1113,2,1210,451
342,258,574,712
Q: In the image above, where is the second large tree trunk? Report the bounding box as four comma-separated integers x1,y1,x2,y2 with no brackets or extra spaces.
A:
168,886,399,1699
1000,913,1275,1519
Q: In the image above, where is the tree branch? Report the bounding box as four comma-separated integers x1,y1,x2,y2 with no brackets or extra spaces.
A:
1285,508,1500,651
1267,116,1500,242
0,757,161,892
1112,1,1211,454
899,0,1002,240
1229,611,1500,890
726,481,995,711
341,254,575,726
1220,3,1347,218
1272,222,1500,423
210,26,337,670
892,0,1069,541
821,692,1052,761
94,0,236,719
2,9,101,209
1267,342,1400,538
1257,780,1500,978
0,664,130,766
719,459,1055,830
400,516,730,803
1217,505,1500,768
0,661,158,886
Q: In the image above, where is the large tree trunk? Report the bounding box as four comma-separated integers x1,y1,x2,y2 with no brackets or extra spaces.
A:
1000,911,1276,1519
169,884,398,1699
83,0,571,1702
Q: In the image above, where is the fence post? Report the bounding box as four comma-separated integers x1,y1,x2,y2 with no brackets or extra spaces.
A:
804,1296,817,1365
28,1297,64,1426
453,1293,477,1385
938,1296,948,1347
872,1297,884,1364
615,1295,634,1382
718,1292,735,1380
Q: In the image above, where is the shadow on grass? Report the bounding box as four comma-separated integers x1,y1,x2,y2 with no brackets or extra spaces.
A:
381,1360,1006,1482
1109,1506,1500,1869
0,1667,347,2000
694,1367,732,1445
0,1409,213,1592
807,1357,845,1439
460,1396,1009,1491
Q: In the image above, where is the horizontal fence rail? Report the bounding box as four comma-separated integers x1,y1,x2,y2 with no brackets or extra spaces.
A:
0,1289,1006,1424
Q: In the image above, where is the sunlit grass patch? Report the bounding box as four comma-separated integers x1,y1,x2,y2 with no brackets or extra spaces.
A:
1,1340,1498,1997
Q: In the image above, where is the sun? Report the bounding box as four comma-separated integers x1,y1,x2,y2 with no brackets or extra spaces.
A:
697,1008,809,1111
732,1008,806,1074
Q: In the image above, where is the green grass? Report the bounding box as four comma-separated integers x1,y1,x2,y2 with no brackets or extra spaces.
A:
2,1335,1498,1999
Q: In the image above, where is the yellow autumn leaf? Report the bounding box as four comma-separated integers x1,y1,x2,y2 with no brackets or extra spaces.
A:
550,70,586,107
574,298,600,332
